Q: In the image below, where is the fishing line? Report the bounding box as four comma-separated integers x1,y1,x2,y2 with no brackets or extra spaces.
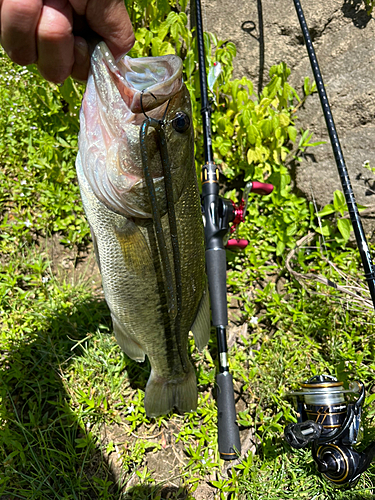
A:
139,90,157,119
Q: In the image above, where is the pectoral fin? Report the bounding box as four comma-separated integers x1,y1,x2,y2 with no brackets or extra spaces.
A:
112,315,145,362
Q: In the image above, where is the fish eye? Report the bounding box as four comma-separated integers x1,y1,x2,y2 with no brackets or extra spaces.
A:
171,112,190,133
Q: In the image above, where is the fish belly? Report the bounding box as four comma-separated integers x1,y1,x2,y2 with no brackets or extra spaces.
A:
76,154,207,416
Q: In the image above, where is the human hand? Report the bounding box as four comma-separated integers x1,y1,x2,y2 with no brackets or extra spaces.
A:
0,0,135,83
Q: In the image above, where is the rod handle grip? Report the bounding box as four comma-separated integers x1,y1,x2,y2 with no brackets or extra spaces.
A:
216,372,241,460
206,248,228,326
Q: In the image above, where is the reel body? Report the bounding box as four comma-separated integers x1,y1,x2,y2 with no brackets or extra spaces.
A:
284,375,375,487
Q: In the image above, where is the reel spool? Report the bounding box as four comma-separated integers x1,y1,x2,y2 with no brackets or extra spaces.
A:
284,375,375,488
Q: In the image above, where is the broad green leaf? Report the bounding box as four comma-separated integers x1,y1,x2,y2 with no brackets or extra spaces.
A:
259,97,272,108
286,223,298,237
216,116,227,132
333,190,347,215
226,42,237,57
265,76,282,99
184,50,195,78
171,21,181,41
144,30,154,46
203,32,211,61
261,119,273,138
276,241,286,256
315,220,333,237
158,41,175,56
209,32,218,47
279,113,290,127
237,89,249,107
178,0,189,11
178,12,188,25
247,148,256,165
247,124,259,145
239,76,253,95
218,138,232,156
317,204,335,217
288,126,297,143
225,121,234,137
151,37,162,56
156,22,169,41
337,218,351,242
231,80,240,101
254,145,269,162
165,11,178,25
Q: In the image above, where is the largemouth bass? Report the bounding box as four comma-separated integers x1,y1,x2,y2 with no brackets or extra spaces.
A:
76,42,210,417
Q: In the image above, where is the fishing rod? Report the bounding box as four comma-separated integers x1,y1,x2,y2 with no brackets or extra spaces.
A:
194,0,240,460
193,0,273,460
283,1,375,488
292,0,375,310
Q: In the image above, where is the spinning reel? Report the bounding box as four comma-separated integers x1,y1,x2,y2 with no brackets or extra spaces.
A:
285,375,375,487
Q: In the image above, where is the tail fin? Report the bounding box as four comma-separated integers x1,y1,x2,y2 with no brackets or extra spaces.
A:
144,365,197,417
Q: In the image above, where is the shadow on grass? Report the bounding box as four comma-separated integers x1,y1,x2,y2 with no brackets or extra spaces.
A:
0,291,186,500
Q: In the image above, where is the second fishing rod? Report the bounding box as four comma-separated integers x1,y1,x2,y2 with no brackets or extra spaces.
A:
293,0,375,310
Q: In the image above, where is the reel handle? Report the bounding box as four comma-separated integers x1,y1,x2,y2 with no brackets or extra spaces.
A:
284,421,322,449
226,238,249,250
217,371,241,460
250,181,274,196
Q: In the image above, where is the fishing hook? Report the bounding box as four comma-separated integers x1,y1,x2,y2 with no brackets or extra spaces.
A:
140,89,171,126
140,90,157,120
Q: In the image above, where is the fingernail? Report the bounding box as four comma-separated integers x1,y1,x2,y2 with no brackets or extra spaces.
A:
72,37,90,82
74,37,89,60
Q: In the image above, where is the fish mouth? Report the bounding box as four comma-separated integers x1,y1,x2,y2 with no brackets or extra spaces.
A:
93,42,183,115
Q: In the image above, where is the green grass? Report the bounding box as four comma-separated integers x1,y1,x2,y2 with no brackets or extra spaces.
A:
2,36,375,500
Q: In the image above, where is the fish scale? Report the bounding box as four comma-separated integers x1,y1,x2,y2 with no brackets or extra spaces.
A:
76,42,210,417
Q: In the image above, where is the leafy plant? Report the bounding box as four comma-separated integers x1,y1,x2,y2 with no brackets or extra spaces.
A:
316,190,354,245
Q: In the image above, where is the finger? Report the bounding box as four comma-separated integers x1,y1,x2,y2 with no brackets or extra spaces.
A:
85,0,135,58
1,0,43,65
71,35,90,81
67,0,87,16
36,0,74,83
